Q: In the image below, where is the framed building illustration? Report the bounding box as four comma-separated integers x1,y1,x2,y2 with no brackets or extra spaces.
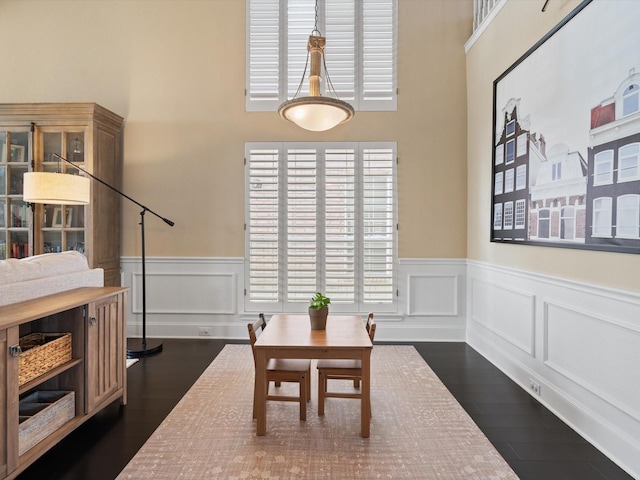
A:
491,0,640,254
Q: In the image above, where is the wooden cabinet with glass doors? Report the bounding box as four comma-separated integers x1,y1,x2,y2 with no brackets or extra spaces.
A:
0,104,123,286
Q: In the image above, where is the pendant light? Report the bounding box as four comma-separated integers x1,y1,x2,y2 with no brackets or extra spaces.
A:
278,0,355,132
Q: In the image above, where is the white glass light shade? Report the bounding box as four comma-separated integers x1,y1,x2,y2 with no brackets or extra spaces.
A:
279,96,355,132
23,172,90,205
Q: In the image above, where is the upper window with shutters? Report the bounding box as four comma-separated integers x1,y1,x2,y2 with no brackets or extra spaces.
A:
246,0,398,112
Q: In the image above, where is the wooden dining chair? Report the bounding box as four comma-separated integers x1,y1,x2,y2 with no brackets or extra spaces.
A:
248,314,311,421
317,313,376,416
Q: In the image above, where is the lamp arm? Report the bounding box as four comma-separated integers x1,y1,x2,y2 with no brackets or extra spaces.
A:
53,153,174,227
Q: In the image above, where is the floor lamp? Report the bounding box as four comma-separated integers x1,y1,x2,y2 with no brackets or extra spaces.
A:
23,153,174,358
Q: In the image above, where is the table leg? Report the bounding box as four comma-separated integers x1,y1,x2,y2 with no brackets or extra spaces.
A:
361,348,371,438
255,349,267,436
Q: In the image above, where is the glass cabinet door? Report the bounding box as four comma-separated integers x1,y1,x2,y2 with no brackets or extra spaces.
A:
38,130,86,255
0,129,32,259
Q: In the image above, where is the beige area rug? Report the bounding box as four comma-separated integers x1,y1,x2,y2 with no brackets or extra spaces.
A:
117,345,519,479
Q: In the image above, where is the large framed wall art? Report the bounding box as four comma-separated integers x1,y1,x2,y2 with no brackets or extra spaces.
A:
491,0,640,254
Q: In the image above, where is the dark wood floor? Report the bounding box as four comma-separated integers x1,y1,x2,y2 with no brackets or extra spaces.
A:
17,339,634,480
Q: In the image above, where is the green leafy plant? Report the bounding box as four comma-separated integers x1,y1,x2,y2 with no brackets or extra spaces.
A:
309,292,331,310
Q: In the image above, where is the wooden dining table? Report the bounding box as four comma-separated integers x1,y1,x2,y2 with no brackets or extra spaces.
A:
254,314,373,437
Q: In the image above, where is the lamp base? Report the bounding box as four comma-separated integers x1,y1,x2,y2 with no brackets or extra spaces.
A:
127,338,163,358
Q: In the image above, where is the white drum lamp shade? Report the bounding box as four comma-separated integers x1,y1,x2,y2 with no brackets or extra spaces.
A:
23,172,90,205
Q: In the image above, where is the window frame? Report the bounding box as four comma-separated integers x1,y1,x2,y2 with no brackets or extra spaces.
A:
594,150,614,186
618,143,640,183
514,199,526,229
494,171,504,195
245,141,398,314
538,208,550,238
560,205,575,240
493,203,503,230
592,197,612,237
615,194,640,239
246,0,398,113
516,133,527,158
505,120,515,137
622,83,639,117
495,144,504,165
503,201,513,230
504,168,514,193
515,164,526,190
505,139,515,164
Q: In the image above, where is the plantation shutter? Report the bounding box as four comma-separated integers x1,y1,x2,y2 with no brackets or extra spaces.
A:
246,142,396,312
286,0,316,99
362,146,395,302
325,1,356,101
247,147,280,304
286,147,318,302
361,0,396,109
247,0,396,112
247,0,281,110
324,148,356,302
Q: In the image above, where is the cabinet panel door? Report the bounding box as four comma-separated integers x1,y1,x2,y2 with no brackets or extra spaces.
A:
86,294,124,413
1,327,19,476
0,329,7,477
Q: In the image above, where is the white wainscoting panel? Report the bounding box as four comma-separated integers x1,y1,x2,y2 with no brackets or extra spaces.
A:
407,274,458,316
470,278,535,355
131,272,236,314
466,260,640,479
544,300,640,422
397,259,467,341
121,257,245,339
121,257,467,342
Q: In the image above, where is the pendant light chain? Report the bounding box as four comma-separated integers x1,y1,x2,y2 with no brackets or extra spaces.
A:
317,0,339,99
292,0,320,99
313,0,321,36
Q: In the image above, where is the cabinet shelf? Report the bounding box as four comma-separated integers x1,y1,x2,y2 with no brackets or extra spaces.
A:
18,358,83,396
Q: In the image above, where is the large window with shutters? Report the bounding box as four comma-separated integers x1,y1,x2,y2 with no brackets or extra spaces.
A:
245,142,397,313
246,0,397,112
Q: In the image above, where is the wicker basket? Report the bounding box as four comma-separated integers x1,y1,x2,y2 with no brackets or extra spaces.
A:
18,333,72,386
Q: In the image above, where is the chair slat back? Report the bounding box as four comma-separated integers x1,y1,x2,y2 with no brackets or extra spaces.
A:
368,321,376,342
365,313,374,335
363,313,376,342
248,314,268,365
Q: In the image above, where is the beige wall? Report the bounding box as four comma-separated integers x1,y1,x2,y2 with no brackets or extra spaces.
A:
0,0,471,259
466,0,640,292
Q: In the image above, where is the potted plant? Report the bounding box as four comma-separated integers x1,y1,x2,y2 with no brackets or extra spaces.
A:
308,292,331,330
